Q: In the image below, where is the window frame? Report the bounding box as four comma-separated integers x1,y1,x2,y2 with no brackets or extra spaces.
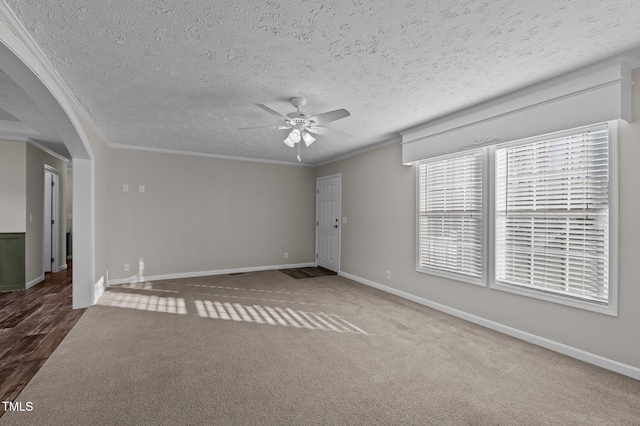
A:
415,122,618,316
415,149,488,287
489,123,618,316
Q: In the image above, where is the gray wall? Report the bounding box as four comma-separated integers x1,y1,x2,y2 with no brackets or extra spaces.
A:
0,139,26,233
88,118,111,286
107,148,316,280
315,69,640,370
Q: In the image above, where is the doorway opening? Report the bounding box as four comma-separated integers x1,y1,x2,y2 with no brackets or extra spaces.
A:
43,166,61,274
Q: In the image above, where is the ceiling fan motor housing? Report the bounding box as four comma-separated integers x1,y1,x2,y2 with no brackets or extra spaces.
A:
287,113,310,120
286,113,315,128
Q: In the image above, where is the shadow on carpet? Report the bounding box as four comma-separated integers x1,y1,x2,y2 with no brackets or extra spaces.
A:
279,267,337,279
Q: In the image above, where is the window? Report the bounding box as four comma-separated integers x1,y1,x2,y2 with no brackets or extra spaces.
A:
417,151,484,283
494,125,611,307
416,123,616,314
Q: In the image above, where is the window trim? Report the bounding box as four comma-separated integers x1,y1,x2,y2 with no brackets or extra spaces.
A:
489,123,618,316
415,149,487,287
415,122,618,316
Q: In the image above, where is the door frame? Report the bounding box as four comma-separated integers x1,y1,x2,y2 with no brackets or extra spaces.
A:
315,173,341,272
44,165,61,274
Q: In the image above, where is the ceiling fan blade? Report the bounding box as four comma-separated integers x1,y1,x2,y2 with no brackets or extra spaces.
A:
238,125,291,130
308,108,350,125
307,126,351,138
255,103,291,120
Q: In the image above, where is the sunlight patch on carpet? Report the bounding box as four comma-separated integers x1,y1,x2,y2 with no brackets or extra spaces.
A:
195,299,370,335
187,283,309,296
191,292,329,306
114,282,180,293
98,292,187,314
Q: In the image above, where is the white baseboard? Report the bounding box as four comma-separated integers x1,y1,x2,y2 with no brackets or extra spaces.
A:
108,262,316,286
339,271,640,381
57,263,68,271
26,275,44,289
93,275,108,305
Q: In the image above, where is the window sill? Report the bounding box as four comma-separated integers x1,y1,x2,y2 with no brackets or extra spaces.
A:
490,280,617,317
416,267,486,287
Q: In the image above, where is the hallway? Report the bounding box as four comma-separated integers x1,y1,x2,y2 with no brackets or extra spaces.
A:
0,263,84,417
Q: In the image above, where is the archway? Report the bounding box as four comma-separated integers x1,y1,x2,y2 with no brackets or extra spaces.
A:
0,9,96,308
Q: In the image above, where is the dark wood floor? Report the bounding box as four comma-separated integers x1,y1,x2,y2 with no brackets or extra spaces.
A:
0,262,85,417
279,266,338,279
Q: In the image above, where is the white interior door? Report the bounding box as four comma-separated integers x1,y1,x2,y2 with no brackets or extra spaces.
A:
44,168,59,273
316,174,340,272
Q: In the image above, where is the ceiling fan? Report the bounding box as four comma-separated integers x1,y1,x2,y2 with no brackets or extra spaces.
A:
239,97,351,161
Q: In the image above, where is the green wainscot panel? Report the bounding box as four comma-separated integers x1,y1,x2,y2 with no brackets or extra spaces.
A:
0,233,25,292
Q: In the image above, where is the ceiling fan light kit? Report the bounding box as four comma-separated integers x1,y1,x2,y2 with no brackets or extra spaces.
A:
302,131,315,146
239,97,351,162
284,128,300,147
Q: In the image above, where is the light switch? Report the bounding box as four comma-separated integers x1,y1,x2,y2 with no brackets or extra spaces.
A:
123,184,129,192
342,217,347,224
67,214,72,220
139,185,145,193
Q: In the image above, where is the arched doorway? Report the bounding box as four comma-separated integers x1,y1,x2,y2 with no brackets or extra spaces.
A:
0,9,96,308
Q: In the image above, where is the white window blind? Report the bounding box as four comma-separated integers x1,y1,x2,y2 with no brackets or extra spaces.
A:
495,126,609,304
418,152,483,279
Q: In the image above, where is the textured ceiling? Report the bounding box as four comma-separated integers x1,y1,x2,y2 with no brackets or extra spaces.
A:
3,0,640,164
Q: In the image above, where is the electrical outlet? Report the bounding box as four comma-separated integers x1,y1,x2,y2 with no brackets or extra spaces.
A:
284,252,289,259
124,264,130,272
386,271,391,280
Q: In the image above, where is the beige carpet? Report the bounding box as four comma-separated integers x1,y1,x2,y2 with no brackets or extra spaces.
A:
2,270,639,425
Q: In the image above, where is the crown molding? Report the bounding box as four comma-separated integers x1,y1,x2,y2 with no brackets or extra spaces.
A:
27,138,70,162
314,137,402,167
110,143,314,167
